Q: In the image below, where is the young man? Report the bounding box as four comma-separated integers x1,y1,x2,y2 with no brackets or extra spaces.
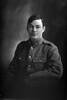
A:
4,15,63,98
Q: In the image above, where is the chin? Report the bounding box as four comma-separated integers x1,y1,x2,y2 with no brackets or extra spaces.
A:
31,36,42,39
31,36,37,39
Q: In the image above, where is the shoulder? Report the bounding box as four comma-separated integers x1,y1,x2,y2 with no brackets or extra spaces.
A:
42,40,61,62
13,40,30,57
43,39,58,50
14,40,30,54
42,39,59,55
16,39,30,49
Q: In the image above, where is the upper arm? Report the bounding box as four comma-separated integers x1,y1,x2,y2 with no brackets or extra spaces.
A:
8,43,23,74
47,44,63,78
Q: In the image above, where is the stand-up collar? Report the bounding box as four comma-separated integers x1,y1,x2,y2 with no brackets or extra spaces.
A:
28,38,44,48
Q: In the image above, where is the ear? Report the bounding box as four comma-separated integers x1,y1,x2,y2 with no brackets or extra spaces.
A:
43,26,45,32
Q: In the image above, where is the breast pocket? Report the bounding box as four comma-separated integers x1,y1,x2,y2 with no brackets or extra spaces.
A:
17,54,27,68
32,58,47,71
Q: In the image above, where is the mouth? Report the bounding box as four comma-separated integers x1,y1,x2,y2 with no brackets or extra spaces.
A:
30,35,38,39
32,31,37,35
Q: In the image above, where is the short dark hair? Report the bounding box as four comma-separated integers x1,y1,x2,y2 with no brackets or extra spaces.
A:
27,14,45,27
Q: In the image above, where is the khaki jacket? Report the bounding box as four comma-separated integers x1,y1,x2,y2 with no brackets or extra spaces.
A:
3,39,63,98
9,39,63,79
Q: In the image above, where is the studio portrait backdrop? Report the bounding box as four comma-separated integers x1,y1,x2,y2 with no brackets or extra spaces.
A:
0,0,67,99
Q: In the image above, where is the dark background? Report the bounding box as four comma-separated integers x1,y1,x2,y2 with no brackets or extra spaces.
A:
0,0,67,98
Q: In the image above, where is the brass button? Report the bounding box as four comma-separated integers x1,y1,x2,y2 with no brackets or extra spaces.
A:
28,64,31,68
29,56,32,59
27,64,31,71
18,57,22,60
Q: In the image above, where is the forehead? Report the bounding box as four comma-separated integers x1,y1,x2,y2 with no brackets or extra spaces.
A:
31,19,43,26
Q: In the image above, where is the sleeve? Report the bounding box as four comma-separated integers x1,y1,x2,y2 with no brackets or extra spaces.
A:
8,42,26,77
8,44,20,77
46,45,63,78
6,44,22,84
2,44,20,97
29,45,63,79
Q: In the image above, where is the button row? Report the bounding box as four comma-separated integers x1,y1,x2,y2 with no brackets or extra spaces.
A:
27,64,31,71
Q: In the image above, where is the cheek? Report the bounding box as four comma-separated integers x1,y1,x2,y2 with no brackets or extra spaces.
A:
28,29,32,34
28,28,32,32
37,29,43,33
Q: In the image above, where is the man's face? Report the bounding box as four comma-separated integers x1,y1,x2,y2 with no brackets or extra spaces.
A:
27,19,45,39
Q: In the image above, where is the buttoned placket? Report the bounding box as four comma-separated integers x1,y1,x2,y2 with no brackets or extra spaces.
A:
27,46,34,71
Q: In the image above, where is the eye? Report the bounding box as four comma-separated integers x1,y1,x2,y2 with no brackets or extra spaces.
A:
36,25,41,28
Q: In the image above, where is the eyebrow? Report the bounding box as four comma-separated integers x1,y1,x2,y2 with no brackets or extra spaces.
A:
30,24,41,26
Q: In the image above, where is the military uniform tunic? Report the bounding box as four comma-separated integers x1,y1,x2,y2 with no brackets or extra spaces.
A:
9,38,63,78
4,38,63,98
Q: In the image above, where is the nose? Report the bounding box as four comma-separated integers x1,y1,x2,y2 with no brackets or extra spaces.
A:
32,27,36,32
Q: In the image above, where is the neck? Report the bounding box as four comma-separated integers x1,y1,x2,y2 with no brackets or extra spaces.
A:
30,37,43,47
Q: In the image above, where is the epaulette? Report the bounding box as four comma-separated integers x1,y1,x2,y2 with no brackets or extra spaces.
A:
43,39,57,48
